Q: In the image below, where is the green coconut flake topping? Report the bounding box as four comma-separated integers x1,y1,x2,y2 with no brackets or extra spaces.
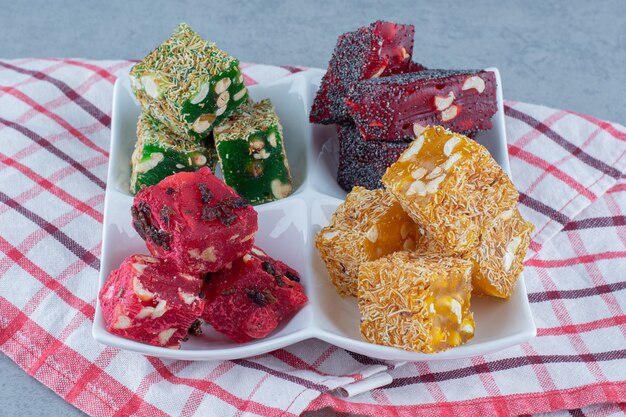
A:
130,23,238,104
213,99,281,142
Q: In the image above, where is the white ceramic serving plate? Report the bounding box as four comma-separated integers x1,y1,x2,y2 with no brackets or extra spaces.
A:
93,68,536,361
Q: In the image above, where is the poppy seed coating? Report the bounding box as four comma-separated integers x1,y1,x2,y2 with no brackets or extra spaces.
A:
310,21,422,125
337,123,411,191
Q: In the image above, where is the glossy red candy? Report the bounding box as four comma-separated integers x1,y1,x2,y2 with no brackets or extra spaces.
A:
202,247,307,343
345,69,498,141
99,254,205,348
337,123,411,191
131,167,257,274
310,21,422,124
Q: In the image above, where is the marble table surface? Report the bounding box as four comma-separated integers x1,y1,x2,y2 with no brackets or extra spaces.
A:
1,1,625,416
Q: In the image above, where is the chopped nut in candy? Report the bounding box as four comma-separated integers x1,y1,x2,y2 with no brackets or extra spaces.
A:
358,251,475,353
99,254,205,348
382,126,518,255
315,186,420,296
202,247,307,342
214,99,293,204
337,123,411,191
130,111,218,194
131,167,258,274
466,206,535,298
346,69,497,141
310,20,422,125
130,23,248,141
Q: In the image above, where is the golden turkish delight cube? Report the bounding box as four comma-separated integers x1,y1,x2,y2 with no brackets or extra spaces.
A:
382,126,519,254
358,251,475,353
315,186,420,297
467,206,535,298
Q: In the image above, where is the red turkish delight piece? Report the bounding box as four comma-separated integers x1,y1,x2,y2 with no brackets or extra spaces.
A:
99,254,205,348
131,167,257,274
202,247,307,343
337,123,411,191
345,69,498,141
310,21,422,124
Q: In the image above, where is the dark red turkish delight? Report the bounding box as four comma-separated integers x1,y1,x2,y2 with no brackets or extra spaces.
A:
337,123,411,191
131,167,257,274
310,21,422,124
345,69,497,141
202,247,307,343
99,254,205,348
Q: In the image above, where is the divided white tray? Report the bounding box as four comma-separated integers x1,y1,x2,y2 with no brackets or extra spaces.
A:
93,68,536,361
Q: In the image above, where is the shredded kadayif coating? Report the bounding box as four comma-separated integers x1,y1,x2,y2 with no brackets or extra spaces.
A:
315,186,419,296
358,251,474,353
466,206,535,298
382,125,519,255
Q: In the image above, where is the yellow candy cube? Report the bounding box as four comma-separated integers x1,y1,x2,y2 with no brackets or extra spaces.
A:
315,186,420,297
358,251,475,353
466,206,535,298
382,126,519,255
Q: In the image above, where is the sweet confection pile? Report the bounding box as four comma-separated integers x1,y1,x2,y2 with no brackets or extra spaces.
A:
101,21,532,355
100,24,308,348
101,168,307,348
316,125,534,353
128,23,293,205
310,21,498,191
312,22,532,353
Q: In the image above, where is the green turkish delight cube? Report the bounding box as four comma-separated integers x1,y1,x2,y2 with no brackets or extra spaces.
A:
214,99,293,204
130,112,218,194
130,23,249,141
